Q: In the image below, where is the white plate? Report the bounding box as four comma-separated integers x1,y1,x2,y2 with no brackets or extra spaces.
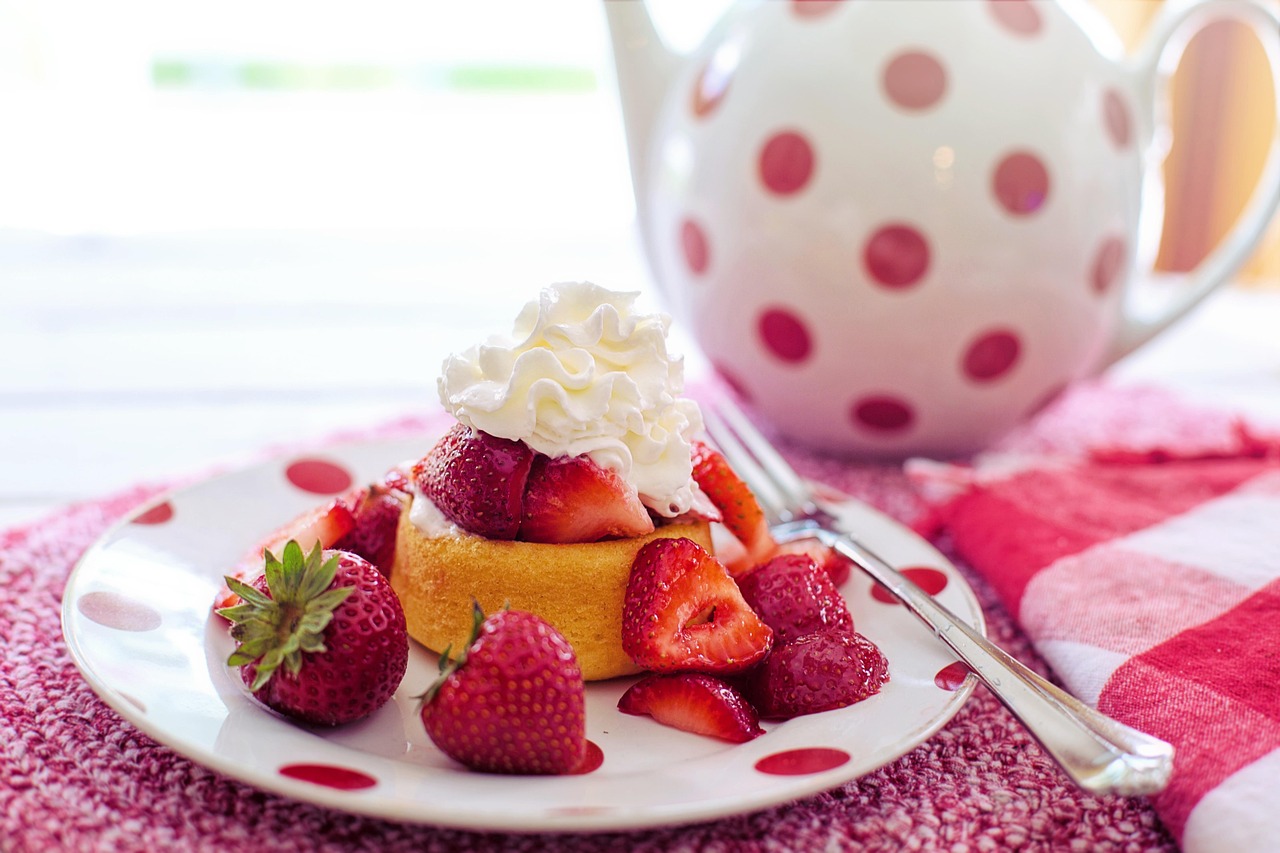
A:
62,437,984,833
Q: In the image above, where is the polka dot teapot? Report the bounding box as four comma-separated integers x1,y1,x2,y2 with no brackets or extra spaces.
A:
605,0,1280,458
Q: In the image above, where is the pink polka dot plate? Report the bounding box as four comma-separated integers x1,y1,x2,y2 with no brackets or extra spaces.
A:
63,437,984,832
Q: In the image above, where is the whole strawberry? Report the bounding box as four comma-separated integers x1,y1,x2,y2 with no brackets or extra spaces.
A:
742,629,889,720
420,605,586,775
218,541,409,726
737,552,854,645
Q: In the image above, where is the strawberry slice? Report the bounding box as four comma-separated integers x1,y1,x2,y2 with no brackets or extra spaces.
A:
213,498,357,615
737,552,854,645
690,441,776,575
520,454,655,544
332,482,408,575
413,423,534,540
622,537,773,674
618,672,764,743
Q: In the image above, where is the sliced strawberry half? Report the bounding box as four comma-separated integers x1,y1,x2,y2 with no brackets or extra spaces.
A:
332,482,408,575
213,498,357,615
618,672,764,743
622,537,773,674
413,423,534,540
690,441,775,575
519,454,655,544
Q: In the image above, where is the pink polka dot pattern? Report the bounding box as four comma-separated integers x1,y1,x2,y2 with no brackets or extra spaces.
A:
987,0,1042,35
758,307,813,364
1103,88,1132,148
278,763,378,790
132,501,174,525
1091,235,1126,295
692,59,733,118
285,458,353,495
569,740,604,775
681,218,710,275
851,396,914,433
882,51,947,111
758,131,815,196
872,566,950,604
935,661,972,691
791,0,842,18
864,224,930,289
962,329,1021,382
756,747,850,775
993,151,1050,215
77,591,163,632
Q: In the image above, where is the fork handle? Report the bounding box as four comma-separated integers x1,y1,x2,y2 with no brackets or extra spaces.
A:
814,529,1175,796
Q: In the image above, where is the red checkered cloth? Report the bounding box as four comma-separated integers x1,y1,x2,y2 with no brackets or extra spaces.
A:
909,389,1280,852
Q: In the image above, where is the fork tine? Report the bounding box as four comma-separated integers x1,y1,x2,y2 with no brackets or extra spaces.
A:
709,397,813,513
702,407,788,525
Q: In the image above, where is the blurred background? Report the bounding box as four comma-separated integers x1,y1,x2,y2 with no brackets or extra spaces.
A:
1,0,1277,527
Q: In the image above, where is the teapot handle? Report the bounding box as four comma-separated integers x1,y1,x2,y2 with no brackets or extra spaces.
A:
1107,0,1280,365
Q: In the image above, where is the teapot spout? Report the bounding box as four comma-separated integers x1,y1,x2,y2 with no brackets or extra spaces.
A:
602,0,680,217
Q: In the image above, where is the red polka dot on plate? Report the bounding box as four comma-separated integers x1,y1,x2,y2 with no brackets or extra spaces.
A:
935,661,972,691
851,395,914,433
758,307,813,364
569,740,604,775
759,131,815,196
1103,88,1132,148
791,0,842,17
993,151,1050,215
864,224,930,289
988,0,1042,35
132,501,174,525
756,747,850,775
882,51,947,111
1091,235,1126,295
77,591,163,632
871,566,950,604
680,218,710,275
279,763,377,790
285,458,353,495
962,328,1021,382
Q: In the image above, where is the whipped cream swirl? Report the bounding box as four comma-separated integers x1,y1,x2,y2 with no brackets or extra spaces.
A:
438,282,704,518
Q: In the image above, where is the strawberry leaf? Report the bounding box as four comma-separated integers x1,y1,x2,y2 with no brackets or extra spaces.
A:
221,541,355,693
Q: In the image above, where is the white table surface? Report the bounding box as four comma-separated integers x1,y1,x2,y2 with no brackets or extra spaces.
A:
3,224,1279,531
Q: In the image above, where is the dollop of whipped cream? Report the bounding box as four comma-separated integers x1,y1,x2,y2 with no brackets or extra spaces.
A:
438,282,704,518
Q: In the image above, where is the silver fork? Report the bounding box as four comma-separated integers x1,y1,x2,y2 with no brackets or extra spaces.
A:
703,397,1174,797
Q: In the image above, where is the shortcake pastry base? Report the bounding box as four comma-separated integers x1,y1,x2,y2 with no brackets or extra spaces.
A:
390,499,713,681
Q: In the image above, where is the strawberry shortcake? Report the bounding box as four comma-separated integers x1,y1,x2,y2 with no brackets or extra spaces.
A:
391,282,728,680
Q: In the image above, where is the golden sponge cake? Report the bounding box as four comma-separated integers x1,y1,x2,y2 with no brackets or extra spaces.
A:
390,498,713,681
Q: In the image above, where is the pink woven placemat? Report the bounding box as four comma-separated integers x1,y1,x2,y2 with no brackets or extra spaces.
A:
0,384,1191,852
